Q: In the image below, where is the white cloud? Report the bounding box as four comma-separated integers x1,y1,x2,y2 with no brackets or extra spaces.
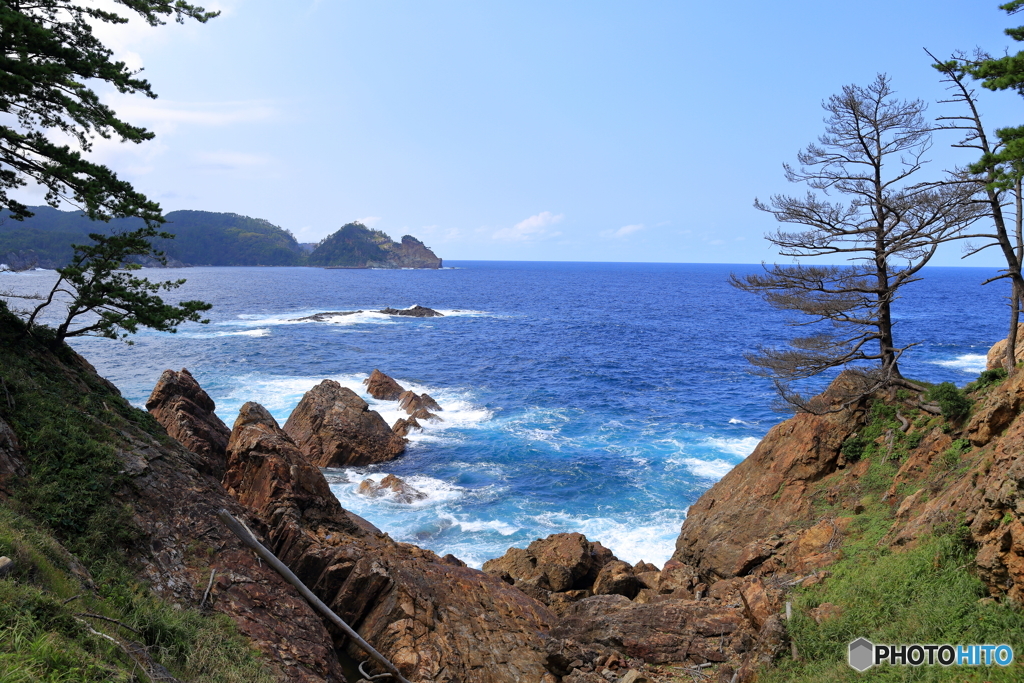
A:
356,216,382,228
193,150,271,170
601,223,644,239
105,95,277,134
492,211,564,242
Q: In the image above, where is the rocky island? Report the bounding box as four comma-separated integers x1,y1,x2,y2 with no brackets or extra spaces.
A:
2,312,1023,682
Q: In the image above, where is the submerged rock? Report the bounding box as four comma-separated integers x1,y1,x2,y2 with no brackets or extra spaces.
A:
358,474,427,504
283,379,406,467
363,369,405,400
291,310,363,322
379,305,444,317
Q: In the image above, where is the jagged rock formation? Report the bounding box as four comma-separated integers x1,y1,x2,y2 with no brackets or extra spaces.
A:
363,369,405,400
358,474,427,504
224,401,556,682
146,368,230,479
283,380,406,467
392,417,421,438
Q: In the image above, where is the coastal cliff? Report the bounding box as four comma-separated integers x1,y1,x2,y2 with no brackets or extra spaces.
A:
3,307,1024,681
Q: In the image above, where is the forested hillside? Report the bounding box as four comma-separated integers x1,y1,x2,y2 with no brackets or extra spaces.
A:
0,209,441,269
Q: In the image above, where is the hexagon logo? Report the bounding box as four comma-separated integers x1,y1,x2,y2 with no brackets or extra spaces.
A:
848,638,875,672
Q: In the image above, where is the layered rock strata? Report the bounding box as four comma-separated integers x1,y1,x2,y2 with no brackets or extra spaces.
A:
283,379,406,467
363,369,405,400
224,401,557,682
146,368,231,478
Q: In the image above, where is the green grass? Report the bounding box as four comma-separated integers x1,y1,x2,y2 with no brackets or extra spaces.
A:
0,306,277,681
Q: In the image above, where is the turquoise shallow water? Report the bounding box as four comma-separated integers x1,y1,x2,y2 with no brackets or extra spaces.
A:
0,261,1008,567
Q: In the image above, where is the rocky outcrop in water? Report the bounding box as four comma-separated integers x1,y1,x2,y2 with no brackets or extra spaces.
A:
379,305,444,317
392,416,421,438
363,369,405,400
224,401,556,682
283,379,406,467
357,474,427,504
146,368,231,479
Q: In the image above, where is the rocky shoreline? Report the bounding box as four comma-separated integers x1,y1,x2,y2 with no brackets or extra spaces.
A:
4,343,1024,681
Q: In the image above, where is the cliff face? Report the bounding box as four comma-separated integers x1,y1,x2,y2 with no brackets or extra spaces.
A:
673,367,1024,605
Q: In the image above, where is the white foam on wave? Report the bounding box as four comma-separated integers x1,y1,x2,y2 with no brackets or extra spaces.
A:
703,436,760,458
675,457,735,479
531,509,687,567
225,309,397,328
931,354,988,373
327,469,468,508
728,417,756,426
215,372,367,422
184,328,271,339
441,515,519,536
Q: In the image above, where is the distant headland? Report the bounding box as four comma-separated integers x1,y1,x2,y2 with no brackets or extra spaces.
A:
0,206,442,270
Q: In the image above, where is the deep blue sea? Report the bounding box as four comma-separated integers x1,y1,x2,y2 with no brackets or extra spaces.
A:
0,262,1009,567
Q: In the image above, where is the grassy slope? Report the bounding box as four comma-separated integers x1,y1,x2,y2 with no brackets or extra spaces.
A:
0,305,276,682
760,377,1024,682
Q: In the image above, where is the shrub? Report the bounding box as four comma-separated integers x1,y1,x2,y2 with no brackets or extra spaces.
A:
968,368,1008,393
925,382,971,422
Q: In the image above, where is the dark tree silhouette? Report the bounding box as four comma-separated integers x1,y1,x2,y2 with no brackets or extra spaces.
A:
734,75,980,411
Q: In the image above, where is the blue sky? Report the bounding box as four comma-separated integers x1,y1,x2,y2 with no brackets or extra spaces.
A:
18,1,1024,264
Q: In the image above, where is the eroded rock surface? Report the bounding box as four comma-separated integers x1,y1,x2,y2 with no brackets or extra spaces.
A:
226,402,556,683
358,474,427,504
283,379,405,467
363,369,405,400
146,368,230,478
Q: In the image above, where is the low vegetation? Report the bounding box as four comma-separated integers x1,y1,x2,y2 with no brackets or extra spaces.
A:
0,305,275,681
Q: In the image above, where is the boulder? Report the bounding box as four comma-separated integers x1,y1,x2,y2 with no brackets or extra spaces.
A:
363,369,405,400
145,368,230,478
392,417,422,438
358,474,427,504
398,390,443,416
987,323,1024,370
379,305,444,317
484,533,617,595
225,403,557,682
283,379,406,467
591,560,641,599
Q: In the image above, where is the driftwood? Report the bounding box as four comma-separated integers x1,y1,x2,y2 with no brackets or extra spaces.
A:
216,509,413,683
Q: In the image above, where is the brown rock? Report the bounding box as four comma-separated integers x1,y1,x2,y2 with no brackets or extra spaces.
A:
225,402,557,682
283,379,406,467
673,372,866,581
485,533,617,594
145,368,230,478
357,474,427,504
392,416,421,438
987,323,1024,370
549,595,750,666
398,390,443,416
592,560,641,599
363,369,405,400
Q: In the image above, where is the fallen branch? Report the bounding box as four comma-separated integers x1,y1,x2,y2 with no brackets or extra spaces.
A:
75,612,141,635
216,509,413,683
200,568,216,608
